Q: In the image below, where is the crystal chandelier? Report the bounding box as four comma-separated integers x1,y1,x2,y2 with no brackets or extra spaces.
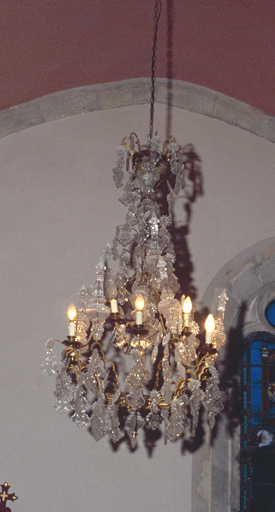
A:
41,0,228,448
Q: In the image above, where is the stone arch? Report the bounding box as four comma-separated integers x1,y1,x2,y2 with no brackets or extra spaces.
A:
192,236,275,512
1,79,274,142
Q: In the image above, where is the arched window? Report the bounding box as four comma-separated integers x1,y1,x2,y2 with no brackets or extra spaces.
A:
191,238,275,512
240,331,275,511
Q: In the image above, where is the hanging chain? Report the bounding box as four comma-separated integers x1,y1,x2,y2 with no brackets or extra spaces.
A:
149,0,162,140
166,0,173,139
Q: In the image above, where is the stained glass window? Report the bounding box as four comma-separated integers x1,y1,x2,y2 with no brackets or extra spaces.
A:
266,300,275,328
241,334,275,512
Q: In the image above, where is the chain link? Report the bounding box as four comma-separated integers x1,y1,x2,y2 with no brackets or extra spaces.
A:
149,0,162,140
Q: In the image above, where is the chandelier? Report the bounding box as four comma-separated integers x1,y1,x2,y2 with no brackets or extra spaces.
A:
41,0,228,448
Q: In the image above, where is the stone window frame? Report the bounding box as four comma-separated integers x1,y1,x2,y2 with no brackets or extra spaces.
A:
192,237,275,512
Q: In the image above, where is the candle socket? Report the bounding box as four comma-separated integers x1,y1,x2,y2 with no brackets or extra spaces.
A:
63,338,84,352
132,324,148,336
200,343,217,357
111,312,125,324
182,326,191,336
62,335,83,348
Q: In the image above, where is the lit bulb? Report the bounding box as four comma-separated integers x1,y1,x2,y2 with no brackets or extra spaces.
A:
182,296,192,327
135,294,144,326
182,296,192,314
205,314,215,344
68,303,77,321
135,294,145,311
67,303,77,337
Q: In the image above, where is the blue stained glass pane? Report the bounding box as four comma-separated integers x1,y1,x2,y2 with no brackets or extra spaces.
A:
250,365,262,417
242,338,275,512
251,341,267,365
265,299,275,327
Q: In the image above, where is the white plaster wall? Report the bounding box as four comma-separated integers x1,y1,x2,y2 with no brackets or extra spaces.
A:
0,103,274,512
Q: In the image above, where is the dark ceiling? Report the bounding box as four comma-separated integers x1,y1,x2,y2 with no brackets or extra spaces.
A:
1,0,275,115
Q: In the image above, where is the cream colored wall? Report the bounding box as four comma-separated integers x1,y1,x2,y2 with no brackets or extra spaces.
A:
1,103,274,512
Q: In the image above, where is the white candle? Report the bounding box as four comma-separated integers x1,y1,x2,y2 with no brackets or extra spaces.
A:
68,322,76,337
136,310,143,326
110,298,118,314
67,303,77,337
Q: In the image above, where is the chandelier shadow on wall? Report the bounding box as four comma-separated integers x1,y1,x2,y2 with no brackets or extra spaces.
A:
41,0,228,449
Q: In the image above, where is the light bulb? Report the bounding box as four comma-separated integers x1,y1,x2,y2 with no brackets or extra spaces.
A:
182,296,192,327
182,296,192,314
205,314,215,344
135,294,144,326
135,294,145,311
68,303,77,321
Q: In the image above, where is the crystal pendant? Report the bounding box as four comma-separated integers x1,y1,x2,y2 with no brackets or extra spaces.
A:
40,339,58,375
54,362,73,413
158,289,181,335
212,289,228,350
86,259,110,341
